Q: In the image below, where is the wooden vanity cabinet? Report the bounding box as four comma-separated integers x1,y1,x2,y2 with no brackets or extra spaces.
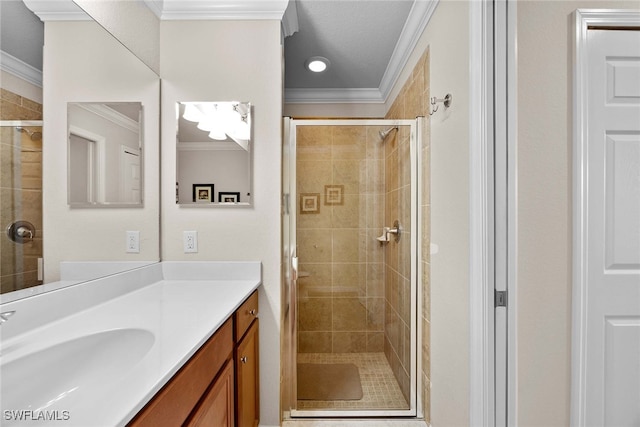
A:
128,290,260,427
128,319,234,427
184,360,235,427
234,291,260,427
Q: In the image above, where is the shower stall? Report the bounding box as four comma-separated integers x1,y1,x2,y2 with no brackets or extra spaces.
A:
0,121,44,294
282,118,423,418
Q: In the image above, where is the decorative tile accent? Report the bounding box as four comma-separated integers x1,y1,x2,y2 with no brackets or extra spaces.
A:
324,184,344,206
300,193,321,214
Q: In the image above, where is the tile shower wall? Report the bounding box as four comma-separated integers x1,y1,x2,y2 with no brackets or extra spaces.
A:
0,89,44,293
296,125,386,354
380,123,412,403
386,48,431,420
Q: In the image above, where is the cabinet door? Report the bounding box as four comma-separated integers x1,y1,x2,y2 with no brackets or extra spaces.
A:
185,360,235,427
236,319,259,427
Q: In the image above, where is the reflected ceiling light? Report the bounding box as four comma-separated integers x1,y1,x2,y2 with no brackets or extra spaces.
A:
182,101,250,147
305,56,330,73
182,103,202,122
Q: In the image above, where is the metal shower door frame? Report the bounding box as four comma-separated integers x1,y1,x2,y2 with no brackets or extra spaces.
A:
285,118,423,419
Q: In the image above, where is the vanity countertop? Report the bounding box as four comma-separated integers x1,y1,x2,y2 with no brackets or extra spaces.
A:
0,263,261,426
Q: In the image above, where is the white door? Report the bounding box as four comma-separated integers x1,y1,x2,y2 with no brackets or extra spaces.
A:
120,146,140,202
579,28,640,426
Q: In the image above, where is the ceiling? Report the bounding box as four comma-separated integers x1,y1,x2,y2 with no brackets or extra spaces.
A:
2,0,434,105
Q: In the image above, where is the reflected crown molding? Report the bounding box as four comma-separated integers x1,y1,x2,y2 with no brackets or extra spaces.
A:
75,104,140,133
25,0,288,21
22,0,90,20
177,141,245,151
155,0,289,20
0,51,43,88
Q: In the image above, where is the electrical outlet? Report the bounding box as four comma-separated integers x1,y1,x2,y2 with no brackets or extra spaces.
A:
126,231,140,253
184,231,198,253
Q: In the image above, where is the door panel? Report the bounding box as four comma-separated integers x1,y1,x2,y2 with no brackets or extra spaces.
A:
584,28,640,426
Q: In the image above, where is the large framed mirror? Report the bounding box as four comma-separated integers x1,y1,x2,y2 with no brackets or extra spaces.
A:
0,0,160,303
68,102,144,207
176,102,252,206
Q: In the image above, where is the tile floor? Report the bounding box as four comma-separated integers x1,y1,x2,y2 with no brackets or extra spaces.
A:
296,352,408,410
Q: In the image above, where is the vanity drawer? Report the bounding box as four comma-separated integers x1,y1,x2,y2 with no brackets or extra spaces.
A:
128,318,233,427
234,290,258,340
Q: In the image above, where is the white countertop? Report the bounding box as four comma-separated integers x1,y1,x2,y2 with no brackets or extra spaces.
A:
0,263,261,426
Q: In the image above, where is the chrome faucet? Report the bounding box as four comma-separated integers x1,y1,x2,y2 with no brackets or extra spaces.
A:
0,311,16,324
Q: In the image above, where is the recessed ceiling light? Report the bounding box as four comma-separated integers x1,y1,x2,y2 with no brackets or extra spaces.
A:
305,56,330,73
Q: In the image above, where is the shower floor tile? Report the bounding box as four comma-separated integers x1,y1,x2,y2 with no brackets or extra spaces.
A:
296,352,409,410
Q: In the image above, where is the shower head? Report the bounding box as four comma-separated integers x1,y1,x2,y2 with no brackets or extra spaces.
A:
15,127,42,141
379,126,398,141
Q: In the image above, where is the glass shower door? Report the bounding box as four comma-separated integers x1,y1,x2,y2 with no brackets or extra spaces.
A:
0,121,44,294
285,118,422,418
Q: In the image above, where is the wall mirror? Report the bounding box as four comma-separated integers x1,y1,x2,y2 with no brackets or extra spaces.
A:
68,102,144,207
176,102,252,206
1,0,160,303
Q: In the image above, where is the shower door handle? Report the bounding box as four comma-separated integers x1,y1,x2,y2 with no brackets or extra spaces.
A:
291,256,299,281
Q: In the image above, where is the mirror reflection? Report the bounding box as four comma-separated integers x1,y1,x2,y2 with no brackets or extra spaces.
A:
176,102,252,206
0,0,160,302
68,102,143,207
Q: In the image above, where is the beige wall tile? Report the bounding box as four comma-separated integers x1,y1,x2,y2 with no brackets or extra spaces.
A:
366,297,385,331
298,228,332,263
366,332,385,352
332,297,367,331
332,263,364,296
366,263,385,297
297,126,331,161
332,126,366,160
331,194,360,229
298,298,332,331
332,228,359,263
297,160,332,193
332,160,361,194
299,331,332,353
332,331,367,353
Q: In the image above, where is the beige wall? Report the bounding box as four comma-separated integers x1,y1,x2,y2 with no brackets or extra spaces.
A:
159,20,282,426
42,21,160,282
516,1,638,425
73,0,160,74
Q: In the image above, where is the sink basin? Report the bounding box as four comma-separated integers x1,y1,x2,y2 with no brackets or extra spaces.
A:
0,328,155,414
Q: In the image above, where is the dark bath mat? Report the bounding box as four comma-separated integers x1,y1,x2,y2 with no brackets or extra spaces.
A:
297,363,363,400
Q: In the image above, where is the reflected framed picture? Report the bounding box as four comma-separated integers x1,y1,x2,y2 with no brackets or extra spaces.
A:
300,193,320,214
219,192,241,203
193,184,214,203
324,184,344,206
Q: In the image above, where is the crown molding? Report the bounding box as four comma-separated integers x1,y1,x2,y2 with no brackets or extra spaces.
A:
285,87,385,104
378,0,438,102
75,104,140,133
22,0,90,21
285,0,437,104
158,0,289,20
142,0,164,19
0,51,43,88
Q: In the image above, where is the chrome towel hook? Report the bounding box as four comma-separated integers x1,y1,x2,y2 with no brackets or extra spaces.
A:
429,93,452,115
